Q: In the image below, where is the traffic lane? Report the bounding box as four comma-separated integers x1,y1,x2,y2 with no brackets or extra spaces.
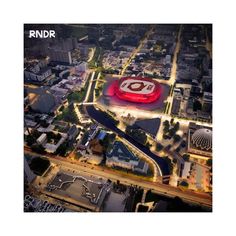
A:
50,158,212,207
25,148,211,207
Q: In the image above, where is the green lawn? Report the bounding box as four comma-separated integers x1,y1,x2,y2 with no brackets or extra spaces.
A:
56,107,78,124
89,47,103,68
67,89,86,103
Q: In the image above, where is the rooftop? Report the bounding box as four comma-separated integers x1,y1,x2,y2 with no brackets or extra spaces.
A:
107,141,138,162
134,117,161,137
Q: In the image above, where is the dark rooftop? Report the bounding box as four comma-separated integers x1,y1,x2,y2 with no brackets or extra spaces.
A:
107,141,138,162
134,117,161,137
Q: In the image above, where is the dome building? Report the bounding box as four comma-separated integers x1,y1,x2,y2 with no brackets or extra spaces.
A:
192,128,212,151
187,123,212,158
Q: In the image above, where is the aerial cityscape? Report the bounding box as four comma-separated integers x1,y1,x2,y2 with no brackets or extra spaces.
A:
24,24,212,212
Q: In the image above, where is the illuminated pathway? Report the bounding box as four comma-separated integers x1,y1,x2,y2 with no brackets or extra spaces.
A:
166,25,182,115
84,71,95,102
119,26,154,77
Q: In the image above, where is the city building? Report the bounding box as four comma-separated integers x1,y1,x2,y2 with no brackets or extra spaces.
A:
36,133,47,145
68,125,79,141
24,157,36,183
106,141,149,174
44,133,67,153
171,98,181,116
28,89,58,114
89,139,104,155
24,60,52,82
180,162,192,179
187,123,212,158
48,48,72,64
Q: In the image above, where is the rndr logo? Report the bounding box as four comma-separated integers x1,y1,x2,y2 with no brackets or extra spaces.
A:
28,30,56,38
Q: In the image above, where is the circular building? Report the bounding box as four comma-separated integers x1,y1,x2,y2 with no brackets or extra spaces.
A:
191,128,212,151
114,77,161,103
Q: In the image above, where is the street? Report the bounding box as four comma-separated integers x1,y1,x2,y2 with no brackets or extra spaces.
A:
25,147,212,208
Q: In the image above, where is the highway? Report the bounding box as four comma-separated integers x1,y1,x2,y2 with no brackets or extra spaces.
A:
25,148,211,208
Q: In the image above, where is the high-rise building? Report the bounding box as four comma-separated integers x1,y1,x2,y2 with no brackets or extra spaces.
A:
48,48,72,64
24,157,36,183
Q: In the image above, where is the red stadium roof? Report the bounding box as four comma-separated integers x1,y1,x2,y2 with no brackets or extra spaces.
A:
114,77,161,103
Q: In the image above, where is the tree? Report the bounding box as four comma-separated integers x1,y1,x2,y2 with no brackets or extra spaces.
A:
163,125,169,133
163,120,169,127
173,122,180,131
163,120,170,133
146,142,152,148
206,159,212,167
31,144,46,154
59,105,64,112
163,134,171,140
179,180,189,187
193,100,202,112
25,135,35,146
173,134,181,143
182,154,190,162
181,140,186,148
55,142,69,156
126,126,147,145
170,118,175,125
156,143,163,151
29,157,50,176
169,128,176,137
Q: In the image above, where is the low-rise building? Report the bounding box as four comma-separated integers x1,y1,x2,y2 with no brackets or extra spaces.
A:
187,123,212,158
68,125,79,141
44,133,67,153
36,133,47,145
24,67,52,82
106,141,149,174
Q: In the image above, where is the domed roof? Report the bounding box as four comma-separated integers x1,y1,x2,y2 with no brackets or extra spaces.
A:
192,128,212,151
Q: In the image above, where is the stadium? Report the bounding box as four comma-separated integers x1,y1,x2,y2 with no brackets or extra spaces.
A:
114,77,162,103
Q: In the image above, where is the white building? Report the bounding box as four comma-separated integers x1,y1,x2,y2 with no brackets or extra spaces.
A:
36,133,47,145
24,67,52,82
75,62,87,72
181,162,192,179
165,55,171,65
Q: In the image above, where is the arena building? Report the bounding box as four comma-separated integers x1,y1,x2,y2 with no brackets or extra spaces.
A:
114,77,161,103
